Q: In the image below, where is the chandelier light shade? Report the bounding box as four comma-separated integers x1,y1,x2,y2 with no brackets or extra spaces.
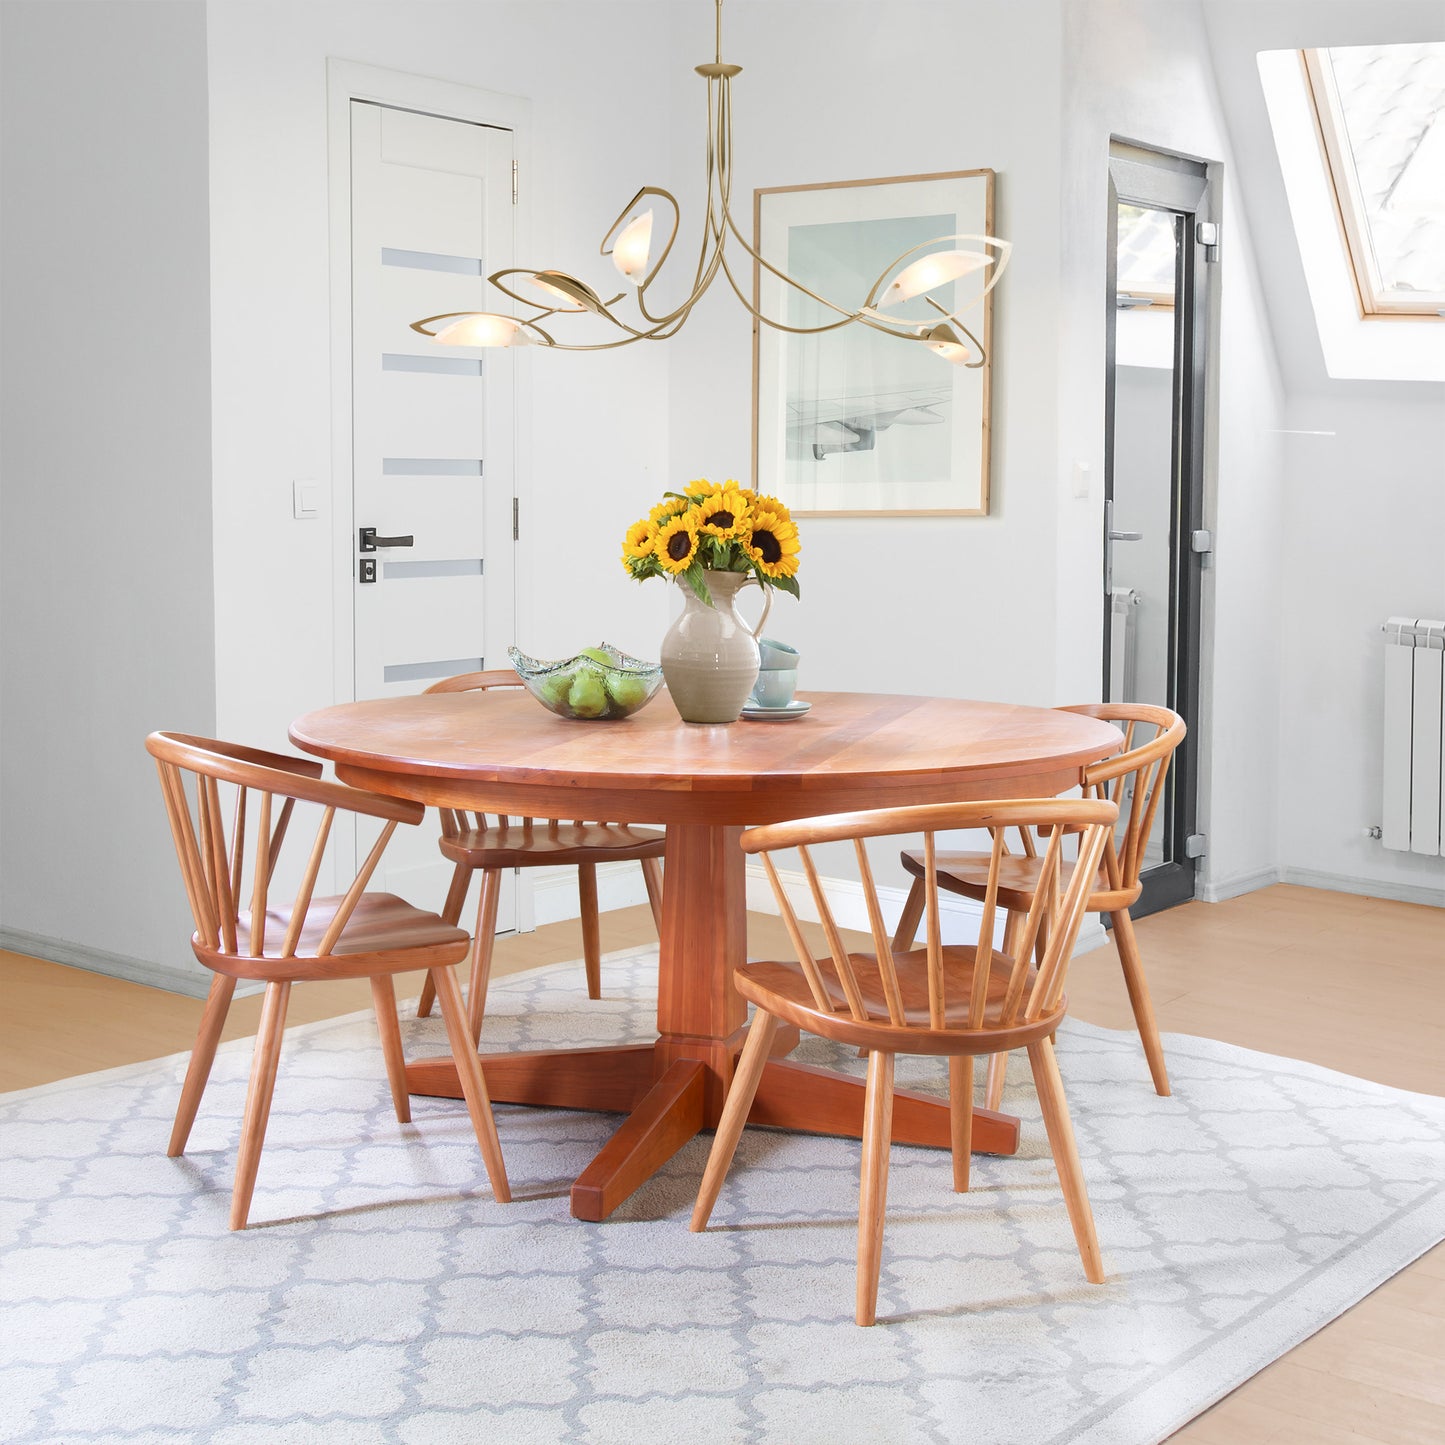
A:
411,0,1011,364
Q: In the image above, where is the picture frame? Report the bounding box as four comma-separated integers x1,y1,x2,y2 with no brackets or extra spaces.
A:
752,168,998,517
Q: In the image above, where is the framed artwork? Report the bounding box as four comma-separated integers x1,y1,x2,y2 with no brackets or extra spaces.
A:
752,168,998,517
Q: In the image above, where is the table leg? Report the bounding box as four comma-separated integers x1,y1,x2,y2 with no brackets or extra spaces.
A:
570,1059,706,1221
406,818,1020,1222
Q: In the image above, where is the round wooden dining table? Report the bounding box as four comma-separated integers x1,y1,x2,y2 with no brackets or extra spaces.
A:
290,690,1122,1220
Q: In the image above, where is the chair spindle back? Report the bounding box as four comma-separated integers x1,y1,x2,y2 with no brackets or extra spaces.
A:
147,732,425,964
744,798,1117,1034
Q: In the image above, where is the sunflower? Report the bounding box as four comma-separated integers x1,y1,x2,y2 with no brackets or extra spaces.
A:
622,517,657,560
694,489,750,540
649,495,691,525
654,510,701,573
744,498,801,579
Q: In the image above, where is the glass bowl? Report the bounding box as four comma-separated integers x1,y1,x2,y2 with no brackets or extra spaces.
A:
507,643,664,721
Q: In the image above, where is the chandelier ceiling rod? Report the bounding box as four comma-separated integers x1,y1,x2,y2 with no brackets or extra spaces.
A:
411,0,1010,364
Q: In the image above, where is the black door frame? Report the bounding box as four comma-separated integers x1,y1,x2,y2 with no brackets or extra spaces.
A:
1103,143,1212,919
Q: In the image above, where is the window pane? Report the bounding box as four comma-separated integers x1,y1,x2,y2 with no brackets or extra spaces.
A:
1322,43,1445,302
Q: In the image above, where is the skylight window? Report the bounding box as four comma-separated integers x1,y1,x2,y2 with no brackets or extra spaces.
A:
1303,43,1445,317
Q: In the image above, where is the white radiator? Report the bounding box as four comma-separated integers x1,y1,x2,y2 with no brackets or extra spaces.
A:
1110,588,1139,703
1382,616,1445,856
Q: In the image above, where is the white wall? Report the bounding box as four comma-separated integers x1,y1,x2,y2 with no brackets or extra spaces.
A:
0,0,217,991
663,0,1066,713
1058,0,1289,900
1277,394,1445,902
206,1,676,766
1202,0,1445,900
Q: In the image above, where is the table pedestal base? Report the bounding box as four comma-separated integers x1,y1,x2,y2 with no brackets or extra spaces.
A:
405,1036,1021,1221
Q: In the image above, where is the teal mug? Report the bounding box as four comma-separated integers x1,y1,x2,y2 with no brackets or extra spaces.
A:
750,668,798,709
758,638,799,672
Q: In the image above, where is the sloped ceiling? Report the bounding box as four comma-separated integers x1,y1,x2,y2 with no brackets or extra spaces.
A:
1200,0,1445,400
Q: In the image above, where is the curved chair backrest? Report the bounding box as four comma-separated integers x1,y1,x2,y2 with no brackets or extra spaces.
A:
741,797,1117,1033
146,731,424,966
424,669,522,695
1063,703,1185,895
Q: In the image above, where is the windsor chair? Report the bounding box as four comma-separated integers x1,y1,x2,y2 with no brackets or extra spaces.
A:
892,704,1185,1103
691,796,1118,1326
146,731,510,1229
411,670,666,1041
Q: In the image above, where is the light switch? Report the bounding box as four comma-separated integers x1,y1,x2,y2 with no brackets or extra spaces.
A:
1071,460,1092,500
292,479,321,520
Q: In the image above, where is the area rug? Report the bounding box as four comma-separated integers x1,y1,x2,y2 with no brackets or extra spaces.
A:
2,945,1441,1445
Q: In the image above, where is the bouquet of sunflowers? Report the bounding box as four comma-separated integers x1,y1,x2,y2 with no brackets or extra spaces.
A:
621,480,801,605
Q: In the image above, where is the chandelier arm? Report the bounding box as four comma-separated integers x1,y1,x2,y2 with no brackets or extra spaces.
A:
720,205,871,325
921,297,989,368
862,233,1014,312
600,186,683,295
410,310,560,338
714,242,926,339
632,76,723,327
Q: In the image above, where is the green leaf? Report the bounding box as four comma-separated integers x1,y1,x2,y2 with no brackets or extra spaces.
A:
684,562,714,606
771,573,801,600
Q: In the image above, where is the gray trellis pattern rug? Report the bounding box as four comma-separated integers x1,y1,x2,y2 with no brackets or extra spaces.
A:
2,945,1442,1445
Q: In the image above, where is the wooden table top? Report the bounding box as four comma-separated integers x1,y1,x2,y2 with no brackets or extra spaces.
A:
290,691,1123,826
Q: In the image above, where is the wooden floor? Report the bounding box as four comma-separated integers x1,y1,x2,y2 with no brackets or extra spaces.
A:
1,883,1440,1440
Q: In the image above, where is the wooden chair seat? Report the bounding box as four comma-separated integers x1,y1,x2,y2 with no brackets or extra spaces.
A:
439,821,666,872
894,703,1186,1103
196,894,471,980
146,730,510,1230
692,796,1118,1326
900,849,1135,914
737,949,1058,1054
415,671,666,1038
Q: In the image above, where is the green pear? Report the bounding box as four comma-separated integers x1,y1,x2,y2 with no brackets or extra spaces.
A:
579,646,612,666
567,671,609,718
605,675,649,710
538,670,573,708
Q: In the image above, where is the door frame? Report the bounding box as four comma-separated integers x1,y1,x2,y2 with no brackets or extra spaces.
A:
324,61,533,918
1103,141,1214,918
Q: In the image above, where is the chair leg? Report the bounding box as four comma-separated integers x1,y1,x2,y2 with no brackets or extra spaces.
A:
690,1011,780,1232
892,878,925,953
168,973,237,1158
430,964,510,1204
857,1050,896,1327
948,1055,974,1192
229,980,291,1231
1026,1036,1104,1284
983,1050,1010,1112
1111,908,1170,1096
467,869,504,1048
370,976,411,1124
640,856,664,933
578,862,602,1000
418,862,474,1019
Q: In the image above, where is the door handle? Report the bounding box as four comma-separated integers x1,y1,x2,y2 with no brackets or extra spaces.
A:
358,527,415,552
1108,527,1144,542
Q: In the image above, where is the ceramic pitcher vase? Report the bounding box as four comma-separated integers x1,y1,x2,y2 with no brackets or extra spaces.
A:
660,570,772,723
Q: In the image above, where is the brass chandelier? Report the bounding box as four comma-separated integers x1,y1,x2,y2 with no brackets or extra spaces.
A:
412,0,1010,365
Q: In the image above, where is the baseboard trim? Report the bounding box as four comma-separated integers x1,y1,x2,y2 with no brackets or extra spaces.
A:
1278,867,1445,909
1198,867,1282,904
0,928,216,999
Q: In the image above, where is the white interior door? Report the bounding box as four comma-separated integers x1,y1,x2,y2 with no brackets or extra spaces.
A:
349,100,517,922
